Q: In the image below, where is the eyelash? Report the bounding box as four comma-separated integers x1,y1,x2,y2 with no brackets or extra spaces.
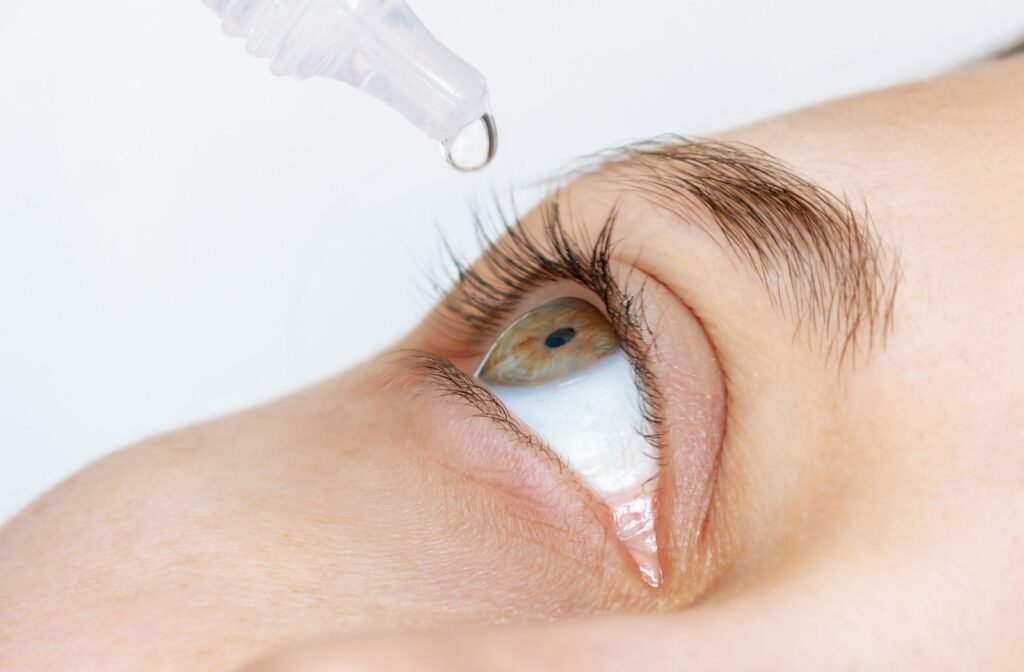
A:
411,197,668,461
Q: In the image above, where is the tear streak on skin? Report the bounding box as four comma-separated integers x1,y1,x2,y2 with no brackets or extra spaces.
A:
608,489,662,588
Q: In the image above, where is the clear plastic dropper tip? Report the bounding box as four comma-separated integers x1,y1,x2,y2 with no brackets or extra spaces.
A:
203,0,496,172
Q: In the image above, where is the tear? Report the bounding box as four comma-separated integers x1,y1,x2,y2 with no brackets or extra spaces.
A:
608,487,662,588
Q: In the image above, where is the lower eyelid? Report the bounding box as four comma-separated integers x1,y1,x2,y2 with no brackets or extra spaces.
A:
393,353,634,573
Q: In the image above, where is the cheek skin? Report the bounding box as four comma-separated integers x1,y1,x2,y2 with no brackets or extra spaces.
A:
0,357,655,671
269,359,658,621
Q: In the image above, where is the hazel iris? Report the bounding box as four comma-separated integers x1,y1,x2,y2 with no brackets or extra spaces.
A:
477,298,619,386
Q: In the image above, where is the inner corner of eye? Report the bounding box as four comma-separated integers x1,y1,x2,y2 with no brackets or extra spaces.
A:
475,297,664,587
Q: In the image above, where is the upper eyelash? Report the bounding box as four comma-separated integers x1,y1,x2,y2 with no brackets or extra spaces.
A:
422,195,669,462
431,196,637,346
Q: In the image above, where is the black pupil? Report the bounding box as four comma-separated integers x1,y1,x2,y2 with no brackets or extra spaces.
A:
544,327,577,349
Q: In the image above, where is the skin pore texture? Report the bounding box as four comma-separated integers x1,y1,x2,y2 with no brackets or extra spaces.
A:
1,52,1023,671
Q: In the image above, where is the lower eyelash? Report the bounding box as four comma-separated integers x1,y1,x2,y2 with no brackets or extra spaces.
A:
406,351,569,469
409,352,531,441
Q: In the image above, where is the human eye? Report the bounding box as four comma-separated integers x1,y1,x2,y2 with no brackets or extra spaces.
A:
404,196,727,594
478,296,662,585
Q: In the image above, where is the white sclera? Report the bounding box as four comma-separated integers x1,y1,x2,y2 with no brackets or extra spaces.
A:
487,350,655,496
485,349,663,586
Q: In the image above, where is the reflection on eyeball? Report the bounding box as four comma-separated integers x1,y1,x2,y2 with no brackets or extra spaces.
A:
476,297,663,587
477,297,619,386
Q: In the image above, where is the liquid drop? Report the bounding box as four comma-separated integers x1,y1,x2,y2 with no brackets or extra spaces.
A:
609,489,663,588
443,113,498,172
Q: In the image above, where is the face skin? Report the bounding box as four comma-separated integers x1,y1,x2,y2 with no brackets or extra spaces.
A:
1,52,1022,672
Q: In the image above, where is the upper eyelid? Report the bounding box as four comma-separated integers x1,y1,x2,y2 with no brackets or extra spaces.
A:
580,136,901,366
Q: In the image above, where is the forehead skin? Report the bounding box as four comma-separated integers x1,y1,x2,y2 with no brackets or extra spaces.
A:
1,55,1023,671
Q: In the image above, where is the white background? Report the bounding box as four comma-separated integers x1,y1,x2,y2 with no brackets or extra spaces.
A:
1,0,1022,523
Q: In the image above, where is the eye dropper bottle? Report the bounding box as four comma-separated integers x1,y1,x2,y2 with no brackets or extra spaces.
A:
203,0,497,171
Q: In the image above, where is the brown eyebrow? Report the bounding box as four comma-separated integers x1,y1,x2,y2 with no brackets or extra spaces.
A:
588,138,901,365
